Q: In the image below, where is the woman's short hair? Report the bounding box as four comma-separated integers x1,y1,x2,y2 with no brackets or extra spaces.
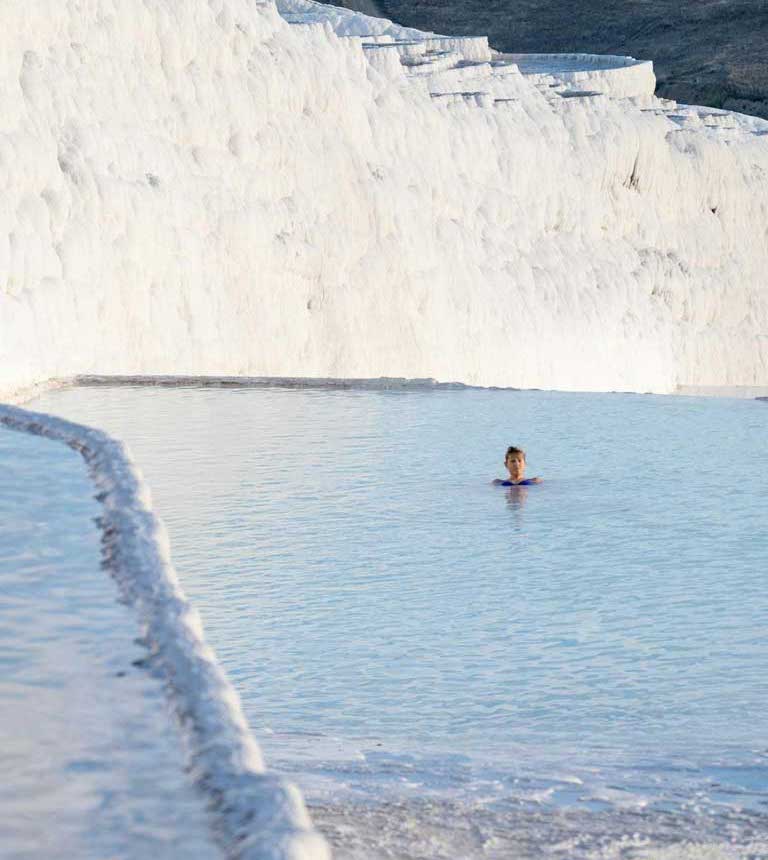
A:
505,446,525,460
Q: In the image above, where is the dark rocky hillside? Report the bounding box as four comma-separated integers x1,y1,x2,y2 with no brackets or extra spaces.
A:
323,0,768,118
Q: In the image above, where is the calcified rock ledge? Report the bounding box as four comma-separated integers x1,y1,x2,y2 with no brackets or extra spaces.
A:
0,401,330,860
0,427,221,859
70,373,479,390
1,0,767,399
46,374,768,400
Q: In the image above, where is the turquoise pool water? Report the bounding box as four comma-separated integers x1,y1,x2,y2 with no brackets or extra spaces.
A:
32,384,768,856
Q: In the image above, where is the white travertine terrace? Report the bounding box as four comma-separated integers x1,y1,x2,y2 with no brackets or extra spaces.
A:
499,53,657,100
1,0,767,400
1,2,768,854
0,399,331,860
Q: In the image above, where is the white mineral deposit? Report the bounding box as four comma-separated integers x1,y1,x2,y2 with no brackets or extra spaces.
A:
2,2,768,859
2,0,767,400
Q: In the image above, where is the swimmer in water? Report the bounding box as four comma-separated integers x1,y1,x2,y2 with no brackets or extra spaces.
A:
492,445,543,486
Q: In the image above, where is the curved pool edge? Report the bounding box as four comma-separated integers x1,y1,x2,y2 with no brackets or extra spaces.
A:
4,374,768,405
0,399,330,860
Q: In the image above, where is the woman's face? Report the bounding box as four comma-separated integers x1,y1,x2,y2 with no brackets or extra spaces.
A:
505,452,525,481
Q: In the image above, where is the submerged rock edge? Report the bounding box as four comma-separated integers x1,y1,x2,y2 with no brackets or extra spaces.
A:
0,398,331,860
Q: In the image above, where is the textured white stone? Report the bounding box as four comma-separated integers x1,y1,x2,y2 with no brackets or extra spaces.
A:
500,52,657,100
1,0,767,400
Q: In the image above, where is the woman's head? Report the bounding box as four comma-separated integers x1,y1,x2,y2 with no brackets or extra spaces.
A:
504,446,526,481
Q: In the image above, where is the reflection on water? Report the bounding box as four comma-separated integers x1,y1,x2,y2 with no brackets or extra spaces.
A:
30,384,768,857
504,484,529,512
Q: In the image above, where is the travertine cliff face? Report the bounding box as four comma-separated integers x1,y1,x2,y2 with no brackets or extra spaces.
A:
1,0,767,399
